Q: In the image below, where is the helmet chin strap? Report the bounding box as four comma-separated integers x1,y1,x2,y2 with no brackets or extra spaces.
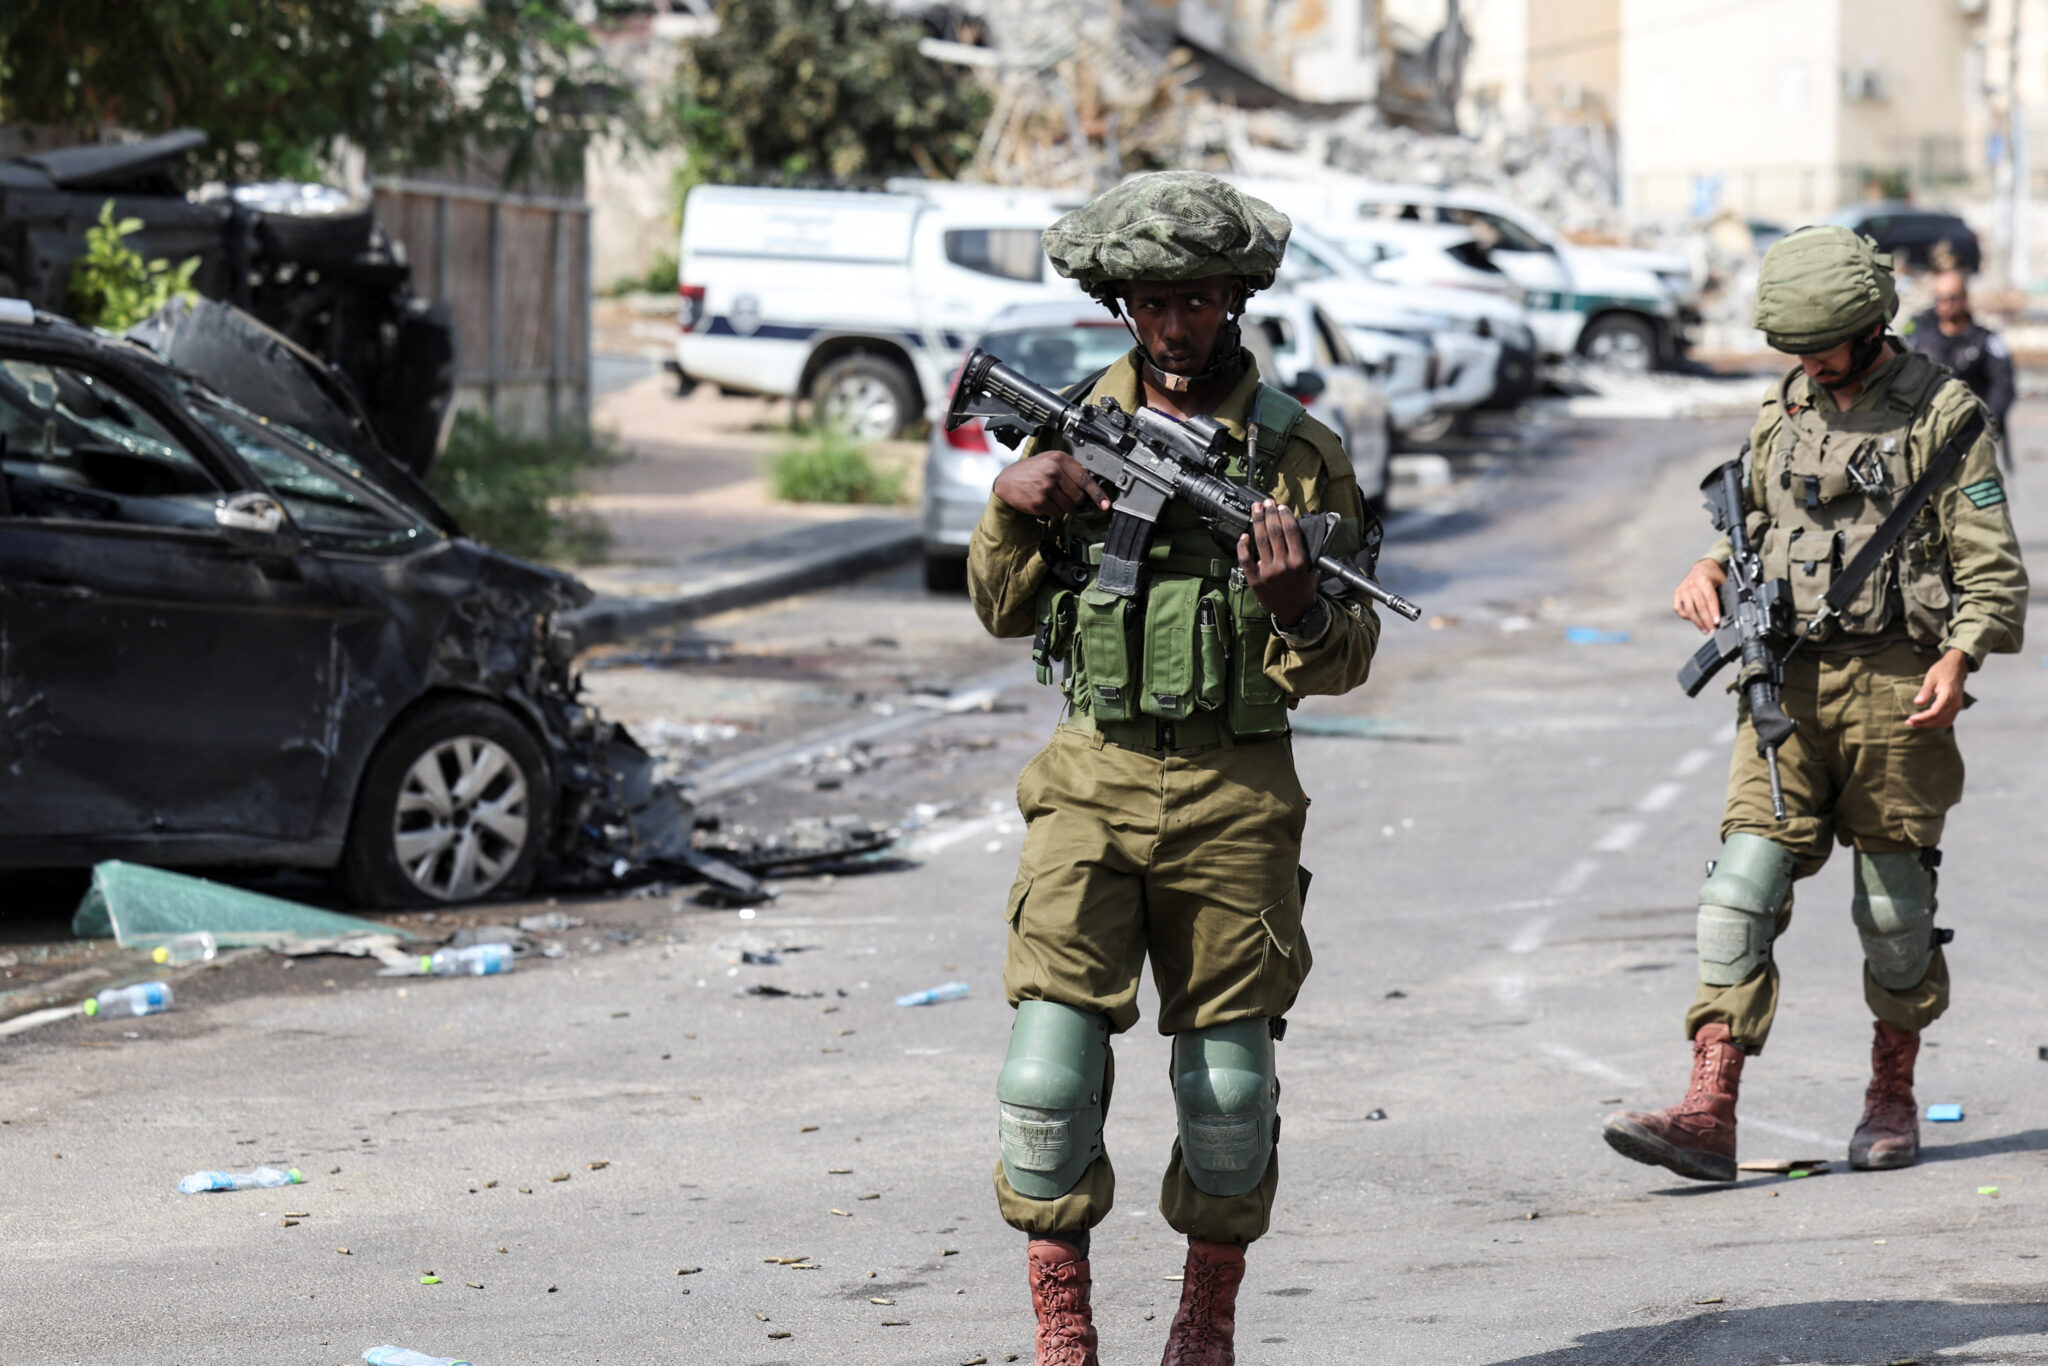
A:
1103,284,1247,395
1821,326,1890,391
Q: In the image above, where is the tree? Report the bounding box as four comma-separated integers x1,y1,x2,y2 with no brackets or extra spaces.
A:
670,0,989,187
0,1,635,186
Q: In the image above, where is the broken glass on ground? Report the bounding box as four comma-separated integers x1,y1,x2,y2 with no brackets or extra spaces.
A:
72,862,411,949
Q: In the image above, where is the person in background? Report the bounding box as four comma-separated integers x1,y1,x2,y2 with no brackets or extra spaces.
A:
1905,269,2015,469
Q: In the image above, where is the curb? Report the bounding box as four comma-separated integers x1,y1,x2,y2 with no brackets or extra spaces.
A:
565,515,923,648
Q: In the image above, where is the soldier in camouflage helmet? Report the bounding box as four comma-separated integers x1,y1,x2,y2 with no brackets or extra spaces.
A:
1604,225,2027,1184
968,171,1382,1365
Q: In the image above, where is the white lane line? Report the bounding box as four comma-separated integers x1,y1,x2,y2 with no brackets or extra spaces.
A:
1537,1042,1643,1088
1713,720,1737,744
1508,916,1554,955
1637,782,1685,812
1745,1116,1835,1147
1672,748,1715,777
1553,859,1601,895
1595,821,1645,852
1492,976,1528,1006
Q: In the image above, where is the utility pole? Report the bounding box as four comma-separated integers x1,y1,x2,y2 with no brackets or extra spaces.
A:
2010,0,2029,289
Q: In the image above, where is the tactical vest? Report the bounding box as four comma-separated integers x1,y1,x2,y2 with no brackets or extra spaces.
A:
1757,352,1961,648
1031,385,1340,738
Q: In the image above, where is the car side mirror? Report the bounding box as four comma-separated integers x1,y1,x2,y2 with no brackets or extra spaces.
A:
214,492,299,552
1289,369,1328,402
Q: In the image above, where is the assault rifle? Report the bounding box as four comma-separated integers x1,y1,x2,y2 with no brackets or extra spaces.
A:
1677,446,1797,819
946,348,1422,621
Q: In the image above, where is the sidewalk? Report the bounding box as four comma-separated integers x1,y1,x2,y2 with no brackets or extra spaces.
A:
565,371,924,646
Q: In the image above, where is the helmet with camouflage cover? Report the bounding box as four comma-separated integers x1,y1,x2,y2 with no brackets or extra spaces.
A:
1753,225,1898,353
1042,172,1291,301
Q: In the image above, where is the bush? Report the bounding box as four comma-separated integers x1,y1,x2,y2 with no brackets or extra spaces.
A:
769,428,904,504
427,412,623,563
610,248,678,297
67,200,200,330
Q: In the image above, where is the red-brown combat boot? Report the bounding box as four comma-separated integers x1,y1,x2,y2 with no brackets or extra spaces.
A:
1849,1021,1921,1170
1160,1238,1246,1366
1602,1022,1744,1182
1026,1238,1099,1366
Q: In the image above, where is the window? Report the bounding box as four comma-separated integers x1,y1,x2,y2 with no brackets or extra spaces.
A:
978,325,1132,391
190,400,423,552
1275,239,1337,284
944,229,1045,282
1312,311,1352,369
1255,316,1298,355
0,357,221,527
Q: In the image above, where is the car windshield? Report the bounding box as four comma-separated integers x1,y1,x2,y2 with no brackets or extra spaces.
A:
977,324,1132,390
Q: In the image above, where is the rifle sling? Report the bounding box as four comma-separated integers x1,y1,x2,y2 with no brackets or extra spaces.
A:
1787,404,1984,659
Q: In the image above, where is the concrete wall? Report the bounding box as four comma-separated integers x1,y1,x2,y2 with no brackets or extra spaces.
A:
1462,0,1617,129
1175,0,1379,104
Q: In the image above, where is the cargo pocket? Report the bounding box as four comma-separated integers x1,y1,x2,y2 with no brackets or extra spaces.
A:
1252,876,1311,1015
1883,676,1965,846
1194,589,1229,712
1781,525,1838,621
1076,582,1136,721
1006,872,1035,929
1033,587,1077,687
1829,522,1896,633
1899,536,1954,649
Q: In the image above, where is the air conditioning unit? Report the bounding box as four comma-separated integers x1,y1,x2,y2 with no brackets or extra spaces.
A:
1843,67,1889,103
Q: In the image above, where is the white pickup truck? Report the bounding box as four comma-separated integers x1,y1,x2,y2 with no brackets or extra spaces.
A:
674,183,1080,438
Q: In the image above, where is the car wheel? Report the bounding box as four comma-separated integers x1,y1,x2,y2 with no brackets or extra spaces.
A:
1400,407,1460,445
812,354,918,441
1579,314,1659,373
340,698,554,909
923,552,969,594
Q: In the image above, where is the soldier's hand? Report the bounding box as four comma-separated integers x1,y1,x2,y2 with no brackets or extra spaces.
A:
1674,559,1728,633
992,450,1111,517
1238,500,1318,628
1906,648,1970,729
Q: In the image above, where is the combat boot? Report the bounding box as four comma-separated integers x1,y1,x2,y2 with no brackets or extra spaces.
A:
1602,1022,1744,1182
1160,1238,1245,1366
1848,1021,1921,1170
1025,1237,1099,1366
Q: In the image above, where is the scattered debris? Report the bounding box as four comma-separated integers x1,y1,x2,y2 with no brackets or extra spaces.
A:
1564,627,1632,645
423,944,516,977
1364,1109,1388,1122
363,1348,473,1366
519,911,585,934
676,1267,703,1276
743,984,825,999
1694,1296,1723,1305
1737,1159,1832,1174
151,932,218,967
1980,1187,2001,1197
1928,1104,1965,1123
73,862,405,949
82,983,172,1018
896,982,971,1007
418,1276,441,1286
274,934,420,974
177,1166,302,1194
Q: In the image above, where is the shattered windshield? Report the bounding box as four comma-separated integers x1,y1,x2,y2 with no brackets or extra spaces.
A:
184,389,429,552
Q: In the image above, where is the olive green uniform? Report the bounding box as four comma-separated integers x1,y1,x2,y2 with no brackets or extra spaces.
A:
969,349,1379,1242
1690,348,2027,1051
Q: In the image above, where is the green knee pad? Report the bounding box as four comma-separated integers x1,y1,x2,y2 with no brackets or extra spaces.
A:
1170,1018,1278,1198
1852,850,1938,990
1697,833,1794,987
997,1000,1109,1200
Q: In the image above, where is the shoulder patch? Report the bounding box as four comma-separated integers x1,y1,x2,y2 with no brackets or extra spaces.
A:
1961,477,2007,510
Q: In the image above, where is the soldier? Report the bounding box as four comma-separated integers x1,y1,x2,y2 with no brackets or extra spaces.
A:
967,172,1381,1365
1604,226,2027,1183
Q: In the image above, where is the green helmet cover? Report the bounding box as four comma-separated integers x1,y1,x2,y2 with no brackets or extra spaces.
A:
1042,172,1291,297
1753,225,1898,353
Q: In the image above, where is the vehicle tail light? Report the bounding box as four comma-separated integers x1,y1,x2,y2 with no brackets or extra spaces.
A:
944,417,989,452
1289,389,1318,406
678,283,706,332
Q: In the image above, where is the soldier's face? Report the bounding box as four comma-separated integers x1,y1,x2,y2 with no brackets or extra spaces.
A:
1123,279,1237,375
1795,324,1879,387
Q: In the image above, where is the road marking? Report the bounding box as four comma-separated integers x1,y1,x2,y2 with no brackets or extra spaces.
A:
1673,748,1715,777
1744,1116,1834,1147
1553,859,1601,895
1536,1042,1642,1087
1713,720,1737,744
1637,783,1684,813
1595,821,1645,852
1508,916,1554,955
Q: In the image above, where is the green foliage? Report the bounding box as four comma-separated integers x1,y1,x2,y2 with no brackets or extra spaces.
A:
610,249,679,297
769,428,905,505
0,1,638,185
67,200,200,331
427,411,623,564
670,0,988,189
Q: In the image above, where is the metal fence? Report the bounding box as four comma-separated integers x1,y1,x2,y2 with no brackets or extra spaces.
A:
373,177,592,434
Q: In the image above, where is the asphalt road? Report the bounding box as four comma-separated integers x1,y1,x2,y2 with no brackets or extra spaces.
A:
6,401,2047,1366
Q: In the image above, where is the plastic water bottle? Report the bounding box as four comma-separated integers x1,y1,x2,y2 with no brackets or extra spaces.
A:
177,1165,303,1194
895,981,970,1007
422,944,515,976
83,982,172,1017
152,932,217,966
364,1348,474,1366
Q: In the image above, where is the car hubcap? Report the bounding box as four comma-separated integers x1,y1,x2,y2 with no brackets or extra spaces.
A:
818,375,902,440
392,736,530,901
1586,326,1652,372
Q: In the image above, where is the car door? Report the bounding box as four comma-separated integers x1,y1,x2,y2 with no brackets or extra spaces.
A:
0,348,346,850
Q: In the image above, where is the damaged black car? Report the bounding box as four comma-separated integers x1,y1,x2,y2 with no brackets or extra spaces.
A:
0,297,696,907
